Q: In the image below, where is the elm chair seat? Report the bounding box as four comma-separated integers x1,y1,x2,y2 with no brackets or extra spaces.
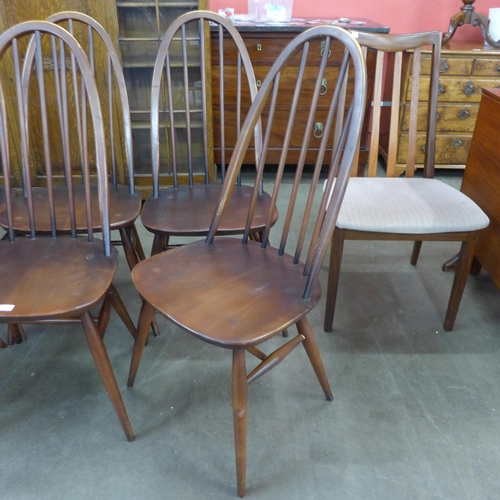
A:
141,184,271,237
0,185,141,233
338,178,489,233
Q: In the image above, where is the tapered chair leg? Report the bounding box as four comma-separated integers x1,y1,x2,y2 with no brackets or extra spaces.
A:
444,233,479,332
151,233,167,256
81,310,135,442
410,241,423,266
324,228,345,332
128,300,156,387
232,348,248,498
131,223,146,261
120,227,140,270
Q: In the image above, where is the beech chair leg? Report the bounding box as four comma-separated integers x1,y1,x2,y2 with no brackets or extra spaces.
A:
119,227,140,270
97,290,113,338
81,310,135,442
410,241,422,266
297,317,333,401
151,233,166,256
324,228,345,332
444,233,479,332
131,222,146,261
127,300,156,387
108,284,137,339
232,348,248,498
8,323,26,345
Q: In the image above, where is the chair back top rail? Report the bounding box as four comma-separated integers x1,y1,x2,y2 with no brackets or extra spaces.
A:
22,11,134,191
353,30,441,178
150,10,261,195
0,20,111,256
207,26,367,299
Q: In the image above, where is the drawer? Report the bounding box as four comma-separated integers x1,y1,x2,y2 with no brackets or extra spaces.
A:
213,106,342,159
420,56,473,76
211,64,348,107
213,35,353,66
397,134,471,165
409,76,500,102
473,58,500,76
400,103,479,133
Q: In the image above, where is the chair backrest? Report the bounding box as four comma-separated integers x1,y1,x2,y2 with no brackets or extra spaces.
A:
207,26,366,299
23,11,134,191
150,10,261,196
354,31,441,178
0,20,112,256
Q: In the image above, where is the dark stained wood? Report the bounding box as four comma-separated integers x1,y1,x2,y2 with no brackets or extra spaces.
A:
0,21,134,441
324,31,488,333
460,87,500,289
142,11,277,256
128,26,366,496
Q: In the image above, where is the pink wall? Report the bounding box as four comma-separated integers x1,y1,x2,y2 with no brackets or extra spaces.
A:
208,0,500,43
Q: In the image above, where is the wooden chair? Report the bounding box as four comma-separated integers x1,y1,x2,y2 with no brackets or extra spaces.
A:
0,20,134,441
128,26,366,496
323,31,489,333
140,10,277,256
0,11,144,271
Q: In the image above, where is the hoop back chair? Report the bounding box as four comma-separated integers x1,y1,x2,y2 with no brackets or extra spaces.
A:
128,26,366,496
0,12,144,270
140,10,276,256
324,31,489,333
0,20,134,441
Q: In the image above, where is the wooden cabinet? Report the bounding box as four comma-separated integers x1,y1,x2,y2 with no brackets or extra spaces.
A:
211,19,389,168
398,41,500,173
115,0,209,195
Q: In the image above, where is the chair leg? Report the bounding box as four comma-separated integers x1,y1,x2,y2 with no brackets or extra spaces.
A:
444,233,479,332
119,227,140,270
232,348,248,498
131,222,146,261
8,323,26,345
108,283,137,339
297,317,333,401
410,241,422,266
127,300,156,387
151,233,166,256
81,310,135,442
324,228,345,332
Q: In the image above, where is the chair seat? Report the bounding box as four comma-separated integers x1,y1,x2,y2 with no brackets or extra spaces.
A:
131,237,321,348
0,185,141,233
0,236,118,321
141,184,278,236
337,178,489,234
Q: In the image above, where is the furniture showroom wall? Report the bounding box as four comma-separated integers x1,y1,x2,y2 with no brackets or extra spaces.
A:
208,0,500,43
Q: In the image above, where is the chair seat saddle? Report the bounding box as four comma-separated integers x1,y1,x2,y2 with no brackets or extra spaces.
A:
0,237,118,321
141,184,277,237
0,185,141,233
131,237,322,348
337,178,490,234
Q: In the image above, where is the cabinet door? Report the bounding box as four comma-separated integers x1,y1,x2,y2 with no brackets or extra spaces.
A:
0,0,121,187
116,0,210,196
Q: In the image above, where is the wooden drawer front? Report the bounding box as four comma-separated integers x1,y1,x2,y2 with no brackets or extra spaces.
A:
215,36,350,65
473,58,500,76
409,76,500,102
401,103,479,132
214,106,340,155
420,56,473,75
397,134,471,165
211,65,345,107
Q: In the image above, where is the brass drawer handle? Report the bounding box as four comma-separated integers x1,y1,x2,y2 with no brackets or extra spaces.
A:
462,81,476,96
440,60,449,73
438,84,445,95
257,43,262,51
452,138,465,149
320,41,331,58
457,108,470,120
314,122,324,138
319,78,328,95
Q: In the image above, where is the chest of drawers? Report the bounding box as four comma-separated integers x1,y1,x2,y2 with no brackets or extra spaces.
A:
211,19,389,169
398,41,500,173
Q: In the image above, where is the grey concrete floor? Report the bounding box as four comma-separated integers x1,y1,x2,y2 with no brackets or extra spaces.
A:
1,170,500,499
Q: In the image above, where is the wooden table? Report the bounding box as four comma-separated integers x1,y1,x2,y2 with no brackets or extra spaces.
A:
459,88,500,288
